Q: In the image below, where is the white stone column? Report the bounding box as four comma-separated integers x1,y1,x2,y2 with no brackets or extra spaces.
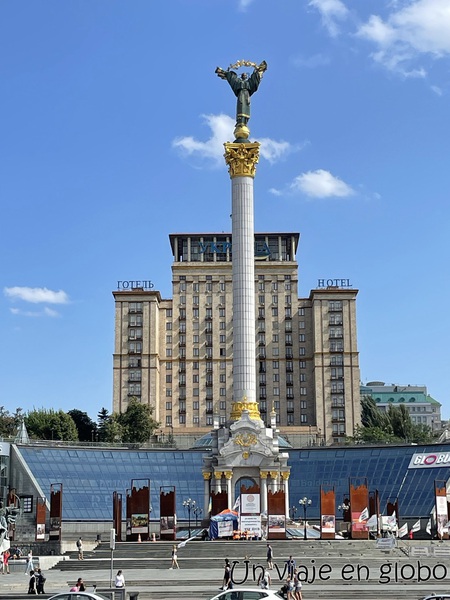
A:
224,471,233,509
282,473,290,520
203,473,211,516
231,175,256,403
261,472,268,514
214,471,222,494
270,471,278,492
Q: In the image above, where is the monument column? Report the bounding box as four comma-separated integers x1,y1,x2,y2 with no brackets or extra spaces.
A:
225,143,261,415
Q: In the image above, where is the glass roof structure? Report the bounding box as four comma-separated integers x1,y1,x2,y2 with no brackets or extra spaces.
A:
192,432,292,449
16,443,450,521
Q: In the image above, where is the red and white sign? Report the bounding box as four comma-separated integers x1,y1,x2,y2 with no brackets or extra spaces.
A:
408,452,450,469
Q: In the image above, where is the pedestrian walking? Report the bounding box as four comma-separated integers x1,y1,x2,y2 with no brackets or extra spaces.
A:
36,568,46,594
3,549,10,574
25,550,34,574
285,575,295,600
76,537,83,560
27,570,37,594
115,569,125,588
266,543,274,569
170,544,179,569
293,569,302,600
257,567,271,589
286,555,295,578
221,558,232,590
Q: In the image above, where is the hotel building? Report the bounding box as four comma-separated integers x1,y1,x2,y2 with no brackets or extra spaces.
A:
113,232,361,447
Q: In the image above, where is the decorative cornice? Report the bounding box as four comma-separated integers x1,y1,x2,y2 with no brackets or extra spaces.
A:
224,142,260,179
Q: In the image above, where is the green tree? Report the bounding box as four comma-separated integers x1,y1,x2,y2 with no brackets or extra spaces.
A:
388,403,414,442
360,395,391,430
97,407,111,442
0,407,24,438
353,395,435,445
102,413,124,443
25,409,78,441
68,409,97,442
118,397,159,443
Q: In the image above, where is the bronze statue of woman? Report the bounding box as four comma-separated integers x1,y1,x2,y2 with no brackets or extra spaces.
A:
215,60,267,141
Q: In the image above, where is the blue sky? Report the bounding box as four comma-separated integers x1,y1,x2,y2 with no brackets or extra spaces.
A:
2,0,450,422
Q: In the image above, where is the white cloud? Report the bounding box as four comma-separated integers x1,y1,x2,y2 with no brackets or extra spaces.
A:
10,307,60,318
309,0,349,37
292,53,331,68
357,0,450,76
238,0,255,10
274,169,354,198
431,85,443,96
173,114,295,166
4,286,69,304
293,169,354,198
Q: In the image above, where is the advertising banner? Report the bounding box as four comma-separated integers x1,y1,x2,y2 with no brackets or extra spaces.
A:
131,513,148,534
436,495,448,536
409,452,450,469
240,514,262,537
321,514,335,534
351,511,367,532
218,521,234,538
268,514,286,533
160,516,176,535
241,493,260,514
36,524,45,540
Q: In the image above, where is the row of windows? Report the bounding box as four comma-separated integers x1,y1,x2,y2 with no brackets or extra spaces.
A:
162,386,308,398
164,414,309,426
164,371,309,385
258,295,293,305
168,320,307,332
129,303,334,316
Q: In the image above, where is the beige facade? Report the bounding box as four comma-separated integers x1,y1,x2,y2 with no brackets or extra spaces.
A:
112,233,361,446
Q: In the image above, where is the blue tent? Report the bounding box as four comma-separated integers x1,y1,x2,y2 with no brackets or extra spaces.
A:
209,509,238,540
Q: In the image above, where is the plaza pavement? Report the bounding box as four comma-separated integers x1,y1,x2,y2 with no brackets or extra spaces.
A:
1,540,449,600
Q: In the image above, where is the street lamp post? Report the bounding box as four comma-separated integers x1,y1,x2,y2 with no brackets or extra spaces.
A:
193,506,203,528
299,497,312,540
182,498,196,538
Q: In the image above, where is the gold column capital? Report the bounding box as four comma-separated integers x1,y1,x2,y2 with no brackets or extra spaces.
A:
281,471,290,481
202,472,212,481
230,394,261,421
269,471,279,479
260,471,269,480
214,471,223,480
224,142,260,179
223,471,233,480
